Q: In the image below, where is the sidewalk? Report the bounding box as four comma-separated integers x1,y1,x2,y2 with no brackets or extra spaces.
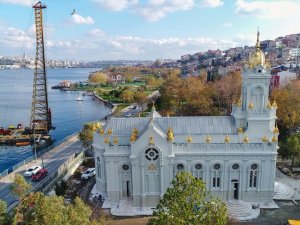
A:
276,168,300,200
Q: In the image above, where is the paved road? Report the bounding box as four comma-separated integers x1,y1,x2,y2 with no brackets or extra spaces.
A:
0,137,82,208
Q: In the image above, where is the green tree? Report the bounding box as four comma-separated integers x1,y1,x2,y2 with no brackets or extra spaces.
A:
10,174,31,198
148,172,228,225
79,123,94,149
55,180,68,196
281,134,300,168
0,200,11,225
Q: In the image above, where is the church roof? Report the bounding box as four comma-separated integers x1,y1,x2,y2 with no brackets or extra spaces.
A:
104,116,237,136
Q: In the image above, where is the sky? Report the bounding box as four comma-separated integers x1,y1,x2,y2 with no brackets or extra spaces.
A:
0,0,299,61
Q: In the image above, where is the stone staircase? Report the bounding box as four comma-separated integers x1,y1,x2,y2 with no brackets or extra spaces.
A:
226,200,260,221
274,181,295,200
110,198,153,216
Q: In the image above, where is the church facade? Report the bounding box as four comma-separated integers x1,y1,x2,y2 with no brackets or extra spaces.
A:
93,32,278,208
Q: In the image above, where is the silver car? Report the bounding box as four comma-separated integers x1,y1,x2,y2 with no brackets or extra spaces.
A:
24,165,42,177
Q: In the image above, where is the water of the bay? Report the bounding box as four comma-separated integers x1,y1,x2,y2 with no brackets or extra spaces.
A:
0,68,111,173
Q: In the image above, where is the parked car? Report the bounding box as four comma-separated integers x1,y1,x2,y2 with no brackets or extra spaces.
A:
125,113,131,117
24,166,42,177
32,168,48,181
81,168,95,179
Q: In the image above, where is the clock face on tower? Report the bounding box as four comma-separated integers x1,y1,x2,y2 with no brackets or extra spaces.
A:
145,148,159,161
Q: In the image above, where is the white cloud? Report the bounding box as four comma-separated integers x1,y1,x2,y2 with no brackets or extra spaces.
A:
0,0,35,6
135,0,195,21
0,27,34,48
223,22,233,27
93,0,138,11
201,0,223,8
86,28,105,38
70,14,95,25
235,0,300,19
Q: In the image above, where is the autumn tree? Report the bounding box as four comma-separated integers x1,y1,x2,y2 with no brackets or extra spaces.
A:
121,89,135,103
213,71,242,115
79,123,95,149
271,79,300,130
134,91,147,107
88,72,107,85
148,172,228,225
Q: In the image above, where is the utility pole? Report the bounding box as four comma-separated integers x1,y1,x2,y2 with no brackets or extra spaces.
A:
30,1,52,135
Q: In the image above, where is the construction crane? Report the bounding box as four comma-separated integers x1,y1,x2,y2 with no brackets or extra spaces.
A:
30,1,52,135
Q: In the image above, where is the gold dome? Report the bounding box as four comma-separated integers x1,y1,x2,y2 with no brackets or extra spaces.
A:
248,102,254,110
262,136,268,143
130,134,136,142
99,128,104,136
237,127,244,134
272,100,278,109
187,136,192,143
243,136,249,143
113,136,118,145
206,135,211,143
167,128,174,142
248,30,266,68
132,128,138,136
107,128,112,136
225,135,230,143
104,137,109,144
267,99,272,109
149,136,155,145
273,125,279,134
272,135,278,142
236,99,242,107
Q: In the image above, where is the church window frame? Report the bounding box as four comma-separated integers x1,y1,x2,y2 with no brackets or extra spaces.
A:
174,162,186,174
192,162,204,180
248,163,259,189
211,163,222,190
97,156,101,179
145,147,159,161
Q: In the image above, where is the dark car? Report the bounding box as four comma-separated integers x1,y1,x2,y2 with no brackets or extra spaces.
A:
32,168,48,181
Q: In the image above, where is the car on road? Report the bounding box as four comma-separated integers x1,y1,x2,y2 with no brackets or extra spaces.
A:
81,168,95,179
32,168,48,181
125,113,131,117
24,165,42,177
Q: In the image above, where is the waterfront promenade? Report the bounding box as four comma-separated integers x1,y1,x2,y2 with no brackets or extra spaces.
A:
0,135,82,209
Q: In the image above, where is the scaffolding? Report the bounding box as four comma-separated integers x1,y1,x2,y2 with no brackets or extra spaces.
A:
30,1,52,134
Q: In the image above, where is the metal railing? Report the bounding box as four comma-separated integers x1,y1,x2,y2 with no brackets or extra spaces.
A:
0,132,79,179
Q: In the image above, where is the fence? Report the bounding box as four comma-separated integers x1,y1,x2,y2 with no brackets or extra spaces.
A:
0,132,79,179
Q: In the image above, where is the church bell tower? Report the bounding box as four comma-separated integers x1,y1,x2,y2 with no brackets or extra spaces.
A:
232,30,277,142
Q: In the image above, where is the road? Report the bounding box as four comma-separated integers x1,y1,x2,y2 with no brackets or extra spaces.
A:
0,137,82,209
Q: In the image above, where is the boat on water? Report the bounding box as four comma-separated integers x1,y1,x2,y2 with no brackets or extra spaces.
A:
51,80,72,89
76,97,83,101
15,141,31,147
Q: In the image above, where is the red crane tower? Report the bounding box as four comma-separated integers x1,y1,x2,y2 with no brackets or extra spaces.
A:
30,1,52,134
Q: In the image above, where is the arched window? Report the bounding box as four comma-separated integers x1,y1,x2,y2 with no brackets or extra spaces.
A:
192,163,203,180
249,164,258,188
97,156,101,179
174,163,185,174
212,163,221,189
145,148,159,161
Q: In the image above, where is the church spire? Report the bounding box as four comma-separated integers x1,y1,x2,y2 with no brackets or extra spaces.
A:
255,27,260,49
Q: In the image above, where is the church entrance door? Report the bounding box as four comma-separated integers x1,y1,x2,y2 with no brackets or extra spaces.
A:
230,179,239,200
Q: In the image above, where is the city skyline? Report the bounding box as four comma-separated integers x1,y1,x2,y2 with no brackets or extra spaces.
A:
0,0,300,60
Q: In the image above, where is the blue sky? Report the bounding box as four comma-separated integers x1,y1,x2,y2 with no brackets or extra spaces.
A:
0,0,299,60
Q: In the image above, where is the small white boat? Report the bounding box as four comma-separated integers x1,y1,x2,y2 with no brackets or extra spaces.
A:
76,97,83,101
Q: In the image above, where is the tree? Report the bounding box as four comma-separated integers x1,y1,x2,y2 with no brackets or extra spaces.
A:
271,79,300,130
55,180,68,196
213,71,242,115
148,172,228,225
281,134,300,168
134,91,147,107
88,72,107,85
10,174,31,198
121,89,135,103
79,123,94,149
0,200,11,225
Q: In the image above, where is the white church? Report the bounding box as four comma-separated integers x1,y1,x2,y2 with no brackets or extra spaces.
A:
93,32,279,217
